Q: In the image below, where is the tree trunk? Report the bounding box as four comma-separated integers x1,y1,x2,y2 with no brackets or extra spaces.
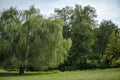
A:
19,66,25,74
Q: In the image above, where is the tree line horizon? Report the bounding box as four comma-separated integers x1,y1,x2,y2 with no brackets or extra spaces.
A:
0,4,120,74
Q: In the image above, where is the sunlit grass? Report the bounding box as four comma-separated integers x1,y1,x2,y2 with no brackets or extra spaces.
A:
0,68,120,80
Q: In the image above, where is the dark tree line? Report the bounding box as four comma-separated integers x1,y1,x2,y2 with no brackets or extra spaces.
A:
55,4,120,70
0,5,120,74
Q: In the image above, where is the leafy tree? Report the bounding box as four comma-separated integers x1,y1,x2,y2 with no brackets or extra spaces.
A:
54,6,73,39
56,5,97,70
105,30,120,56
95,20,118,55
69,5,96,69
0,6,72,74
105,29,120,67
91,20,119,68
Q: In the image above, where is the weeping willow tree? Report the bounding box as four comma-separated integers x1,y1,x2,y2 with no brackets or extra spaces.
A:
0,6,72,74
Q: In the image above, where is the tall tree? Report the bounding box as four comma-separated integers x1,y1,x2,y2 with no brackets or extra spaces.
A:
0,6,72,74
105,29,120,58
69,5,96,69
55,5,97,70
54,6,73,39
95,20,118,55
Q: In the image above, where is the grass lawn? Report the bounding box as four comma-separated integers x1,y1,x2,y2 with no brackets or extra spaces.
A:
0,68,120,80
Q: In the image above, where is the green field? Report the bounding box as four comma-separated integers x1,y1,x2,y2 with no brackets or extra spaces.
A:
0,68,120,80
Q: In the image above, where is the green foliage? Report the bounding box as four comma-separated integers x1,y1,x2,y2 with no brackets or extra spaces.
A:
54,6,73,39
55,5,120,70
0,4,120,72
105,30,120,56
104,30,120,68
112,59,120,67
94,20,118,54
0,6,72,73
68,4,96,69
54,4,120,70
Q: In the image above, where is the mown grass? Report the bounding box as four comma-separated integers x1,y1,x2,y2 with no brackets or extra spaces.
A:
0,68,120,80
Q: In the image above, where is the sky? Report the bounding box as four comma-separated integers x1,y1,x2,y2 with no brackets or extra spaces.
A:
0,0,120,26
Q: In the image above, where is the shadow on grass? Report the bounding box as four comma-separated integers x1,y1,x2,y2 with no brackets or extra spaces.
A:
0,71,58,77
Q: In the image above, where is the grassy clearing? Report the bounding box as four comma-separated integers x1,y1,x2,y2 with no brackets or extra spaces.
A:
0,68,120,80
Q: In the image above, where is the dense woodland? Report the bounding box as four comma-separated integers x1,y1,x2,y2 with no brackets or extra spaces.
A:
0,5,120,74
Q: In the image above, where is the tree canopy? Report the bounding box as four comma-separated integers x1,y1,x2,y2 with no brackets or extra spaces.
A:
0,6,72,74
0,4,120,73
